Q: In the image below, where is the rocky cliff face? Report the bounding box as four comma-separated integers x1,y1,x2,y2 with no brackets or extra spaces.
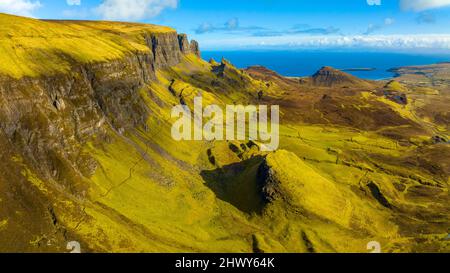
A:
0,26,201,251
178,33,201,57
0,31,199,178
1,14,448,253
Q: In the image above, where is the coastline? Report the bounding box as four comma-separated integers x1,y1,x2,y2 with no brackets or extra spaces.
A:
203,50,450,80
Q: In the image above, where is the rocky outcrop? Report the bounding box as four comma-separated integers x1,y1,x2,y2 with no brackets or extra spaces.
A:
0,30,200,187
257,158,283,204
383,80,408,105
0,28,203,251
178,34,191,53
190,40,201,58
211,58,237,77
145,32,183,70
178,33,201,57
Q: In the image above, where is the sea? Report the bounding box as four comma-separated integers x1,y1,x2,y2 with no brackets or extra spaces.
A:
202,50,450,80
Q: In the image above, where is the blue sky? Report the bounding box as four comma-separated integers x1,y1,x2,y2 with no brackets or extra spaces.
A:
2,0,450,51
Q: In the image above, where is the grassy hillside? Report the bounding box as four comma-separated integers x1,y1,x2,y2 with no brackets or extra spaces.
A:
0,14,448,253
61,56,450,252
0,13,173,78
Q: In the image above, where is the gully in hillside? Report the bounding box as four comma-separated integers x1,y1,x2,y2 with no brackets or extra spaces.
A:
171,96,280,151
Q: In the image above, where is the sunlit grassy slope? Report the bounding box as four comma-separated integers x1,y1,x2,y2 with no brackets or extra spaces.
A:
0,14,448,253
33,54,444,253
0,13,173,78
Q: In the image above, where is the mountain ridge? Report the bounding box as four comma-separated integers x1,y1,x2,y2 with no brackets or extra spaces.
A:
0,13,448,253
0,13,200,78
311,66,373,88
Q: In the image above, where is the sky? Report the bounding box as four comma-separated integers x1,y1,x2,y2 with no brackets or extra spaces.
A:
2,0,450,51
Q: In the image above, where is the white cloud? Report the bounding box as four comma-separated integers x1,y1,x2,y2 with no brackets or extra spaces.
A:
95,0,178,21
0,0,41,17
384,18,395,25
201,34,450,52
400,0,450,11
67,0,81,6
363,18,394,35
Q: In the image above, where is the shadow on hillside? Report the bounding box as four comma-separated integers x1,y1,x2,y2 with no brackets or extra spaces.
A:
200,156,266,215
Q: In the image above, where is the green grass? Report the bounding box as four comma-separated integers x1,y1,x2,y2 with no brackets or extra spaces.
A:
385,80,408,92
2,15,447,252
0,13,174,78
74,55,448,252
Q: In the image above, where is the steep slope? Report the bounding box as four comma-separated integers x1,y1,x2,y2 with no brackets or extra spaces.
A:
0,13,221,252
0,14,181,78
0,13,448,253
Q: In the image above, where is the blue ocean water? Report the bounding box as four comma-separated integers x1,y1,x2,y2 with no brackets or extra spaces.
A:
202,50,450,80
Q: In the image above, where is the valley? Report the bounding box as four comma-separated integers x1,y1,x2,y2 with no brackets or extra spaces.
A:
0,13,448,253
